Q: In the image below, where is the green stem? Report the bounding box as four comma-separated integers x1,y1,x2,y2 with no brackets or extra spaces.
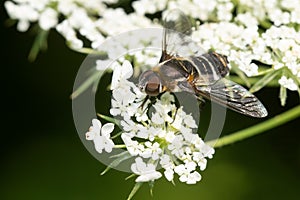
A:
207,104,300,148
28,29,49,62
111,131,123,139
114,144,126,148
73,47,107,56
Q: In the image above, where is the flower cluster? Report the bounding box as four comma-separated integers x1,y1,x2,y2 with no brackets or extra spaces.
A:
192,22,262,77
85,119,115,154
192,22,300,91
5,0,300,93
4,0,155,50
133,0,234,22
239,0,300,26
86,60,214,184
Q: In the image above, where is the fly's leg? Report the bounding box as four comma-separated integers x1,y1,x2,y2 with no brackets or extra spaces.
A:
138,95,159,118
196,95,206,111
140,95,149,109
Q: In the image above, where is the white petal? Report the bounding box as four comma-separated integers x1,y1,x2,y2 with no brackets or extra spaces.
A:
91,119,102,134
85,131,95,140
104,139,114,153
135,172,162,182
101,123,115,136
110,62,122,90
94,136,105,154
184,115,198,128
151,113,164,125
133,157,146,172
39,8,58,30
135,175,148,182
185,161,197,172
131,162,139,174
198,159,207,171
17,20,30,32
121,60,133,79
186,171,201,184
164,169,174,181
179,174,188,183
110,108,121,116
174,164,185,175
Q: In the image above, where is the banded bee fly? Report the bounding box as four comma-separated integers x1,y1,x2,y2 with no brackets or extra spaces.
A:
138,10,267,118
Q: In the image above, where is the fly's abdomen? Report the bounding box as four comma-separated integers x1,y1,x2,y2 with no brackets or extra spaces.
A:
189,52,230,85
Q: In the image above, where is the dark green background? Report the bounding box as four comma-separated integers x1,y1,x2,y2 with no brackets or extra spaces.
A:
1,5,299,200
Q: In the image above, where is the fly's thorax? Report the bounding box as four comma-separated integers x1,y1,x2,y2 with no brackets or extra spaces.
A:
138,70,164,96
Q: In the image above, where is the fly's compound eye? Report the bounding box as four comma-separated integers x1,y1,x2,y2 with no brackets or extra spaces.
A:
145,76,161,96
138,70,162,96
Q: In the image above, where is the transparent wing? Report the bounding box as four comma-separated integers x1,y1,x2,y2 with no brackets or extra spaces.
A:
160,9,205,62
196,79,268,118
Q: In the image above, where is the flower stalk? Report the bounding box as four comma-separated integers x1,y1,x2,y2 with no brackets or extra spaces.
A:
207,104,300,148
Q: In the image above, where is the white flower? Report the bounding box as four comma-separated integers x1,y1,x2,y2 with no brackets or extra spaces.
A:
152,101,175,123
121,133,145,156
141,141,162,160
158,130,176,143
56,20,83,49
192,151,206,168
236,13,258,27
5,1,39,32
239,63,259,77
278,76,298,91
131,157,162,182
85,119,115,153
183,114,198,128
110,88,136,118
151,112,165,125
111,60,133,90
160,154,175,181
174,162,201,184
39,8,58,30
17,20,30,32
185,171,202,184
164,168,174,181
168,135,185,157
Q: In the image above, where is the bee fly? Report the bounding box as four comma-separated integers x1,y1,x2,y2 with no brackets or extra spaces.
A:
138,10,268,118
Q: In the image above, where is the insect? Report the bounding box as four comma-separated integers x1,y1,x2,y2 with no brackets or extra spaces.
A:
138,10,268,118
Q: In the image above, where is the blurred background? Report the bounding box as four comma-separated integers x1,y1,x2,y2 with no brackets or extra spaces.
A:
1,4,300,200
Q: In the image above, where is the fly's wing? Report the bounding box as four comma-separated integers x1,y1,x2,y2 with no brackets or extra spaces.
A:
160,9,205,62
196,79,268,118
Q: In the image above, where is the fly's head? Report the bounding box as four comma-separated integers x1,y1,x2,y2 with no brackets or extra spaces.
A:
138,70,163,96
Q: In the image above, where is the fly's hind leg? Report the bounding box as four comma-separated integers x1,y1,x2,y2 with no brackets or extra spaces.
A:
196,95,206,111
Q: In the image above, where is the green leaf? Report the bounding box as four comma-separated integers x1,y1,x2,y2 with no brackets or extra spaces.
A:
71,70,102,99
250,69,281,93
100,151,131,175
127,182,143,200
279,84,287,106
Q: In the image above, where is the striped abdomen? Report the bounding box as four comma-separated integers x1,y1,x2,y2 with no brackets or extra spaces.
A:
188,52,229,86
